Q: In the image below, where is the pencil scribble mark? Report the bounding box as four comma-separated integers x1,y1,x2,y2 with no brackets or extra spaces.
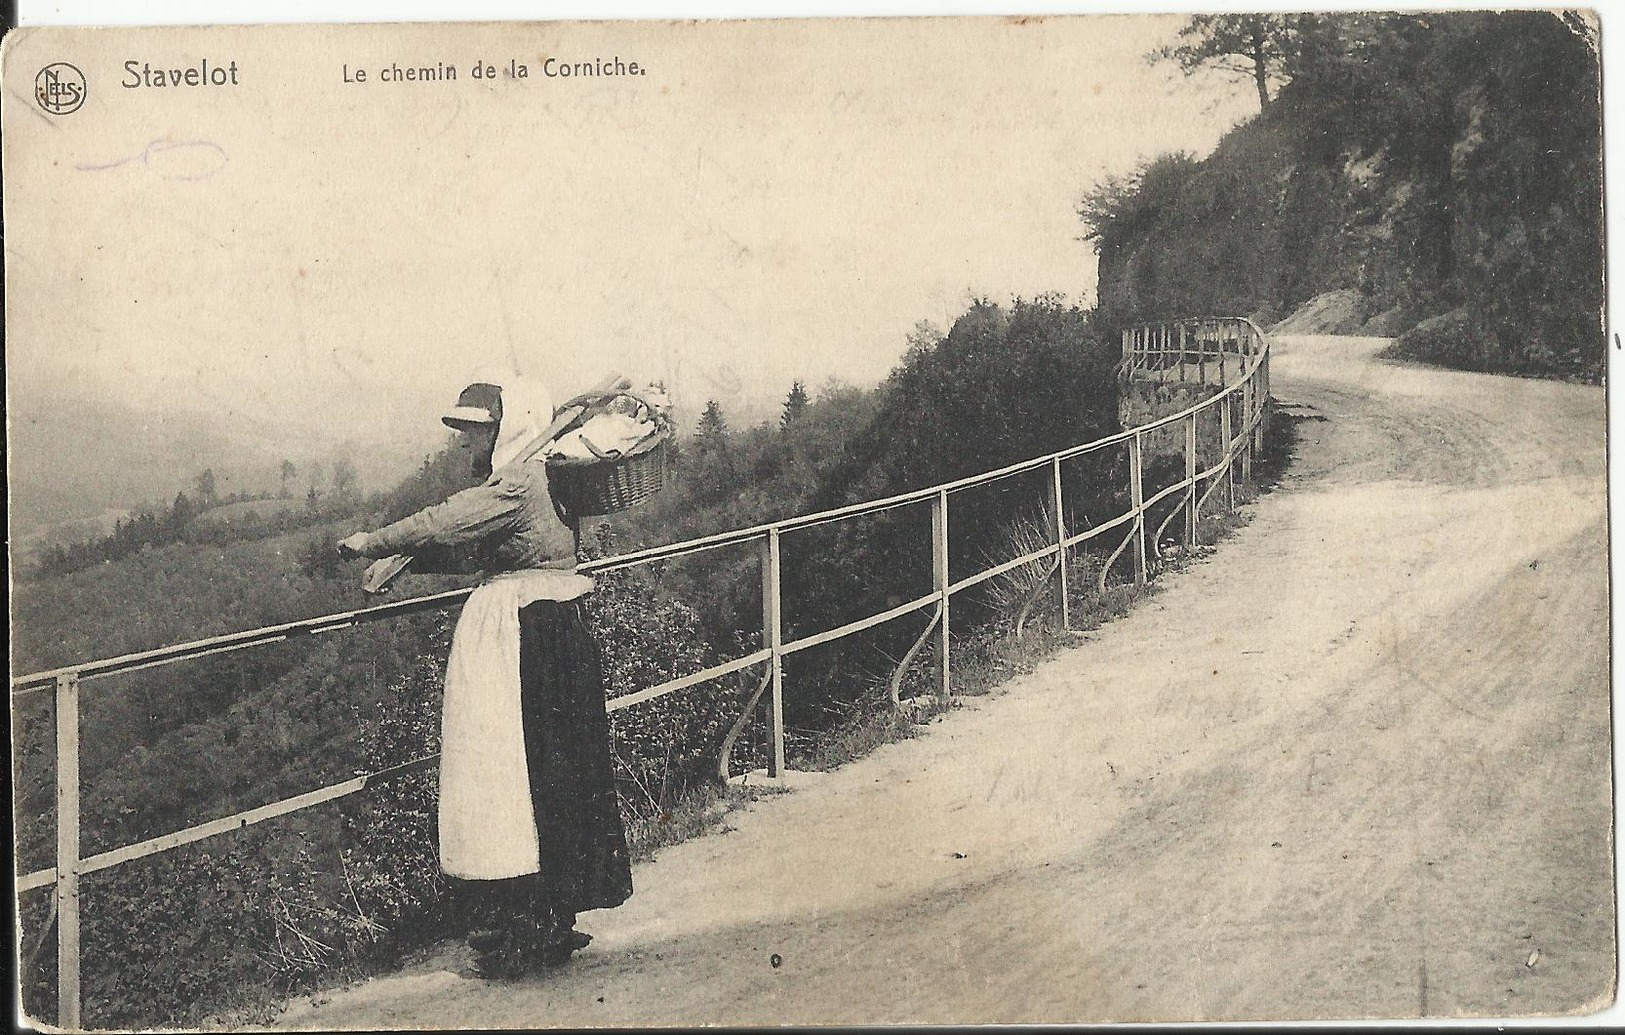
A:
76,138,228,181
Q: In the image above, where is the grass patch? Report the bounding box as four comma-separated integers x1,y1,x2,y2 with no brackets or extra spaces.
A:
797,701,930,772
621,782,778,862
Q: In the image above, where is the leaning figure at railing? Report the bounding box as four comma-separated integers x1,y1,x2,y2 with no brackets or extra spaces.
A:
336,371,650,978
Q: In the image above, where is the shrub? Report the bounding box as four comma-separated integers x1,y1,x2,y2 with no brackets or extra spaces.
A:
579,524,754,810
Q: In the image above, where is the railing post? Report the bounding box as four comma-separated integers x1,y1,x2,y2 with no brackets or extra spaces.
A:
1197,323,1207,384
55,672,81,1030
1220,393,1235,512
1049,457,1070,630
1241,375,1255,489
760,531,785,777
932,489,951,698
1260,348,1272,445
1128,432,1147,585
1252,354,1267,457
1184,412,1198,550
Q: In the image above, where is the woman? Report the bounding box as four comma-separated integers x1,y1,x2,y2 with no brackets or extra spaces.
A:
337,374,633,977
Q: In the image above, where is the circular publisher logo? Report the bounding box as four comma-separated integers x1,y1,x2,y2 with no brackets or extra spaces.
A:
35,63,87,115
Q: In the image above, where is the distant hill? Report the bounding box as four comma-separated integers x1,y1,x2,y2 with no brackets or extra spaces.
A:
6,387,432,557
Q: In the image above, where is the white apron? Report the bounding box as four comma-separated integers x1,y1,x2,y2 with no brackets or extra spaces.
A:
438,568,594,880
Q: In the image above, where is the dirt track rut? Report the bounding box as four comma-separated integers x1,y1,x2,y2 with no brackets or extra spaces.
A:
273,335,1613,1026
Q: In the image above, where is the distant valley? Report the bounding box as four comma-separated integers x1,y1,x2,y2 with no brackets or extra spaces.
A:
6,387,435,559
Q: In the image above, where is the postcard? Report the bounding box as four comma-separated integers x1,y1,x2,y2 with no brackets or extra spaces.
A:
4,10,1614,1030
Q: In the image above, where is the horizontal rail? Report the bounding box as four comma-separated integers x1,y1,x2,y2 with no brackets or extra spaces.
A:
604,649,773,712
12,588,478,694
17,754,440,895
949,542,1061,595
1142,477,1192,513
1065,508,1136,547
780,591,940,657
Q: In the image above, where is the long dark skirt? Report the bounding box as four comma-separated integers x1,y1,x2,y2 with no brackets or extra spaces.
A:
512,598,634,916
451,599,632,940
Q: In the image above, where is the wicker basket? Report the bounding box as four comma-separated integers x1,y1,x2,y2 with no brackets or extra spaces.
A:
546,395,671,523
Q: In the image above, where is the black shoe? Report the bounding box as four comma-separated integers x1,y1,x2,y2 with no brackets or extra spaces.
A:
556,929,593,952
471,948,523,980
467,928,506,953
538,929,592,967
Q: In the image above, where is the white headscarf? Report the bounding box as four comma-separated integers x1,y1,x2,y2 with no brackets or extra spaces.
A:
487,373,555,471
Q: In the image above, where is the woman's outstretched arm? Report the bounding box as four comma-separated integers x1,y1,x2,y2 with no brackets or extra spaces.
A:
340,469,530,559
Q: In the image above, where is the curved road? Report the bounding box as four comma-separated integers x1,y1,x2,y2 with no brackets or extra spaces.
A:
274,335,1613,1026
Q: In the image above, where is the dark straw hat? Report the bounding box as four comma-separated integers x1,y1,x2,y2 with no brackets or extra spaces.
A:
442,382,504,430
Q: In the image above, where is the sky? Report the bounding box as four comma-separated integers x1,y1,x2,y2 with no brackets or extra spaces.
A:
4,14,1257,459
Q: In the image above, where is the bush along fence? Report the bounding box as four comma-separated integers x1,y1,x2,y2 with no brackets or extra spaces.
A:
11,317,1270,1028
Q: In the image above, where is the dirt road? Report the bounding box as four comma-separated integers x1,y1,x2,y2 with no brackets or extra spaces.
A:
274,335,1613,1026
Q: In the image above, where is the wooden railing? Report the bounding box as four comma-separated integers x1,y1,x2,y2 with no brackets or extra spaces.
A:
12,317,1270,1028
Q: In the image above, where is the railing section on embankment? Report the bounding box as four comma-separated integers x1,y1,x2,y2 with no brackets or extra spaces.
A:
11,316,1270,1027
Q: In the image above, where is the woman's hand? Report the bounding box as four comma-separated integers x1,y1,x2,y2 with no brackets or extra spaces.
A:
336,533,371,559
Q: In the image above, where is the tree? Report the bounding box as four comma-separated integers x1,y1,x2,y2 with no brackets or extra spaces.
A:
901,319,945,366
780,380,809,430
695,400,729,451
168,492,195,535
279,460,296,497
194,468,218,506
1152,14,1297,111
331,457,359,500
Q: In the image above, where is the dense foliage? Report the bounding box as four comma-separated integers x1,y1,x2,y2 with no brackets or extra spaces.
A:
1087,11,1603,381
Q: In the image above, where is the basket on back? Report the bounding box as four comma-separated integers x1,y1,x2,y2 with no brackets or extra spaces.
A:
546,388,673,526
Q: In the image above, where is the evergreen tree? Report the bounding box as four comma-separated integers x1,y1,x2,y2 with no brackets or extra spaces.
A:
695,400,729,451
780,380,810,430
168,492,195,536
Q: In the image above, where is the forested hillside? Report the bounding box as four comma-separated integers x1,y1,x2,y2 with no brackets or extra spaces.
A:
1082,11,1602,381
15,295,1132,1027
